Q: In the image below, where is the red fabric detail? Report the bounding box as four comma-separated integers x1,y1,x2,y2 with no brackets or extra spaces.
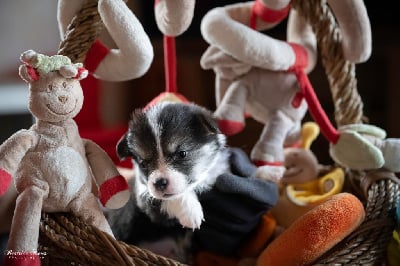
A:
99,175,129,206
287,43,340,144
3,252,41,266
74,67,87,79
144,91,190,111
291,68,340,144
84,40,110,73
287,43,309,71
164,35,177,93
253,160,283,167
75,75,102,129
26,65,39,81
0,168,12,196
75,40,109,129
218,120,245,136
291,91,304,108
154,0,160,6
250,0,290,29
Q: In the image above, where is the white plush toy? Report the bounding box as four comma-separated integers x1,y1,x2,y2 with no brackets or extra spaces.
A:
0,50,130,266
200,0,317,181
200,0,400,178
58,0,153,81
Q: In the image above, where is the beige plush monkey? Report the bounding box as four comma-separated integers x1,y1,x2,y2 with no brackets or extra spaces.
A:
1,51,130,266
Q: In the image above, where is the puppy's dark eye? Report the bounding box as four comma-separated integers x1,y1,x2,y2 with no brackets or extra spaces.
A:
178,150,187,158
62,81,67,88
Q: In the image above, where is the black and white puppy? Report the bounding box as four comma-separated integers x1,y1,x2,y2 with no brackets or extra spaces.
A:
116,101,229,230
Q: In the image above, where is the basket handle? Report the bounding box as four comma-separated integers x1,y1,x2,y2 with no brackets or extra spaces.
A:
57,0,103,63
291,0,364,127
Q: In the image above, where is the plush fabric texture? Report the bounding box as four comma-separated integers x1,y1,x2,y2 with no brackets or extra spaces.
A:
0,51,130,265
257,192,365,265
154,0,195,37
194,148,278,256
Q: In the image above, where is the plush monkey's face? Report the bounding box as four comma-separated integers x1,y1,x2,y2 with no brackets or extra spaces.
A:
27,72,84,122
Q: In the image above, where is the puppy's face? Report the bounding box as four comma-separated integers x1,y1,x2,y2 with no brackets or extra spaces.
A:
118,102,226,200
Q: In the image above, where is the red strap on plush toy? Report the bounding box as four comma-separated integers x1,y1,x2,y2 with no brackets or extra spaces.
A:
164,35,177,93
145,1,189,110
250,0,291,29
98,175,129,207
288,43,340,144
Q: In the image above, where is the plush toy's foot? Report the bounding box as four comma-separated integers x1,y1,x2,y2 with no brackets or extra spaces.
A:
254,163,285,183
330,130,384,170
218,119,244,136
3,252,41,266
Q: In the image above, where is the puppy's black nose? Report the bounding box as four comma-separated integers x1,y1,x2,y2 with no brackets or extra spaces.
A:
154,178,168,192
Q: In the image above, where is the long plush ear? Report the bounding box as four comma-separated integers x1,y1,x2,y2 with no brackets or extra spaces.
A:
200,1,297,71
116,134,132,161
19,64,38,83
94,0,153,81
326,0,371,63
154,0,195,36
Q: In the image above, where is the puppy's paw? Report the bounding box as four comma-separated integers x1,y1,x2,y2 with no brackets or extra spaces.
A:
162,194,204,230
255,165,285,183
178,199,204,230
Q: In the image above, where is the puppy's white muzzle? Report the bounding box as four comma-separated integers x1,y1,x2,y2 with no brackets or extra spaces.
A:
148,169,188,200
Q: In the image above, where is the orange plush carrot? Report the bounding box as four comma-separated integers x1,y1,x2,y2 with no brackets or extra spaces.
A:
257,192,365,265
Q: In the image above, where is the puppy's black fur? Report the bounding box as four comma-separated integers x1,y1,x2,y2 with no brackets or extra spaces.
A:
107,102,228,263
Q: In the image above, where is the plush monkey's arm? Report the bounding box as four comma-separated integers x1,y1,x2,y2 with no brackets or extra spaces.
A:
84,139,129,208
0,129,37,195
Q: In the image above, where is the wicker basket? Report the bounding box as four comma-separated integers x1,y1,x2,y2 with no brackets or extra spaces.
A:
39,0,400,265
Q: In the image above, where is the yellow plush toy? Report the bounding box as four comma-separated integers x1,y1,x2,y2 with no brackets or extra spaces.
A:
273,122,345,228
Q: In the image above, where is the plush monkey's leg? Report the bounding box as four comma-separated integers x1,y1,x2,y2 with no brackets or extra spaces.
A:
69,193,114,237
251,110,293,164
215,77,231,107
214,80,248,136
4,186,46,265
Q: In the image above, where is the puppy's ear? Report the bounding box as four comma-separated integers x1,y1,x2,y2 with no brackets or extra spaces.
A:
197,109,220,135
116,134,132,161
